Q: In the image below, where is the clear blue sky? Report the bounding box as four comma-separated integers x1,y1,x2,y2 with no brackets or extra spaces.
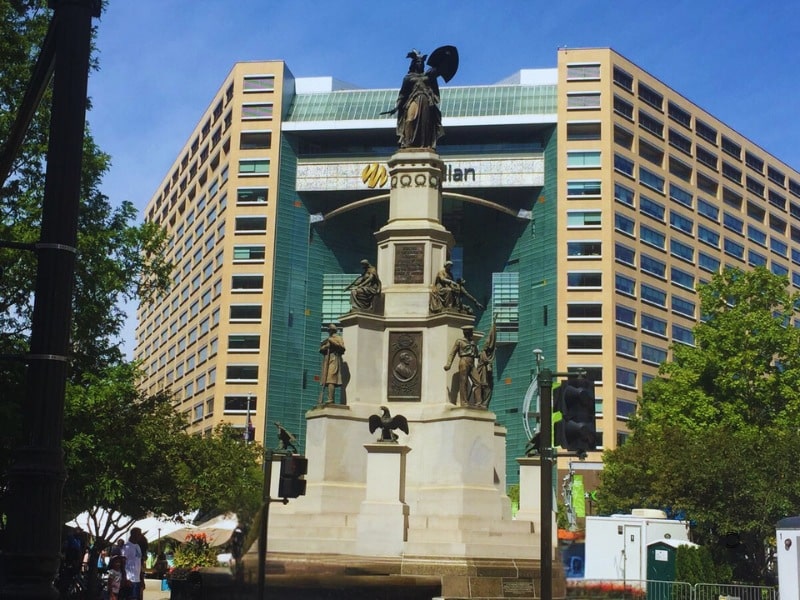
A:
85,0,800,355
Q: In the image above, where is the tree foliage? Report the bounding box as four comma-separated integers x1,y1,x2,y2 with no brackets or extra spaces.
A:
62,364,263,542
599,268,800,583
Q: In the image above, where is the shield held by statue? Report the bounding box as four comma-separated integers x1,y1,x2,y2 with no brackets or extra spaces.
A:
427,45,459,82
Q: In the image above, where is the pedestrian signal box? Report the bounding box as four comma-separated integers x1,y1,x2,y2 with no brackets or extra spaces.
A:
278,455,308,498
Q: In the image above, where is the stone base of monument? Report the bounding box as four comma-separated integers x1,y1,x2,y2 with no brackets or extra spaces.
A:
236,552,566,600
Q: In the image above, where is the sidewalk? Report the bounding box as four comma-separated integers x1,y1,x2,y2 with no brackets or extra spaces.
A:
143,577,170,600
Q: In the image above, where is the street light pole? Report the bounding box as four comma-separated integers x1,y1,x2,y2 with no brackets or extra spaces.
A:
538,367,555,600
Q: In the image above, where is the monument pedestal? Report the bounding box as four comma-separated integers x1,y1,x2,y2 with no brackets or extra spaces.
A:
355,443,410,556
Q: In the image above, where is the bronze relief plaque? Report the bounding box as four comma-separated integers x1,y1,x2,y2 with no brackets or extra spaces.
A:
394,243,425,284
388,331,422,400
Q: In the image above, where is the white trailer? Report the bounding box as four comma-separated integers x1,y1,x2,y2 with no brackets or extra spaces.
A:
583,509,691,582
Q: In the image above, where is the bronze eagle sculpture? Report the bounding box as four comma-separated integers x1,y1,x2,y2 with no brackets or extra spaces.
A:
368,406,409,442
274,421,298,453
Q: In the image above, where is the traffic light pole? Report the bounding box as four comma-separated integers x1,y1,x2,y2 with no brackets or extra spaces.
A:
538,368,587,600
538,368,555,600
257,449,288,600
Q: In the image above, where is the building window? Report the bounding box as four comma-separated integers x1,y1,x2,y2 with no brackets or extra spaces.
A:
745,151,764,173
672,295,695,318
721,136,741,159
566,92,600,109
567,335,602,352
243,75,274,92
241,103,274,120
698,251,720,273
722,161,742,184
567,303,602,321
238,159,270,175
614,213,635,237
235,215,267,234
771,237,788,257
639,167,665,194
771,262,789,277
697,173,718,197
670,238,695,263
614,154,635,177
614,183,635,207
667,101,692,129
638,110,664,138
724,238,745,260
567,63,600,80
616,335,636,358
747,225,767,246
566,150,601,168
567,271,602,289
637,82,663,111
671,266,695,290
672,324,695,346
228,334,260,352
566,210,601,228
231,274,264,292
639,140,664,167
613,95,634,120
668,128,692,155
614,124,634,150
695,119,718,145
567,180,601,197
616,304,636,327
612,66,634,91
226,365,258,382
239,131,272,150
696,145,718,170
669,211,694,235
567,240,602,259
221,395,255,415
641,313,668,337
640,195,665,221
723,212,744,235
768,166,786,187
641,343,668,366
492,272,520,343
669,184,693,209
746,176,765,198
748,249,767,267
769,190,787,211
567,121,601,141
233,245,265,262
237,187,268,205
615,275,636,297
697,198,719,222
615,242,636,267
641,254,666,279
641,283,667,308
616,367,638,390
229,304,262,321
640,224,665,250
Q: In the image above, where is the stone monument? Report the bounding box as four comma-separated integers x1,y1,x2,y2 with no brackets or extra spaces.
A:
248,46,562,600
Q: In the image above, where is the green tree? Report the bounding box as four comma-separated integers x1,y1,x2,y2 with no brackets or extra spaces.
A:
600,267,800,584
62,364,264,538
0,0,171,490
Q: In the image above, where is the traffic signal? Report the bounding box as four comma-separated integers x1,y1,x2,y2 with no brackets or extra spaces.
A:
554,377,597,457
278,455,308,498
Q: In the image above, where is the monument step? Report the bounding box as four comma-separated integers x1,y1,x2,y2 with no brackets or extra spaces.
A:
408,515,534,534
402,539,541,560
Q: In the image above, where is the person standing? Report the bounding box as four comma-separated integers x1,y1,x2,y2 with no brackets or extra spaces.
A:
319,323,346,404
107,555,123,600
129,527,148,600
121,532,143,600
444,325,479,407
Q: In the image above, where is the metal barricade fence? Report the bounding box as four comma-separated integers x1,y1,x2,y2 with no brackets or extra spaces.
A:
694,582,777,600
566,579,776,600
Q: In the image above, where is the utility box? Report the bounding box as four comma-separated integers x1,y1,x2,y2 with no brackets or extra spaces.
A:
583,510,690,583
646,538,698,600
777,516,800,600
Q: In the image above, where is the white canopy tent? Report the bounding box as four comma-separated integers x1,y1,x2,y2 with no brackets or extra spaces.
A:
167,513,238,547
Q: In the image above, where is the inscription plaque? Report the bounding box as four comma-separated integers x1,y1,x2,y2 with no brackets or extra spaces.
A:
387,332,422,400
394,243,425,284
